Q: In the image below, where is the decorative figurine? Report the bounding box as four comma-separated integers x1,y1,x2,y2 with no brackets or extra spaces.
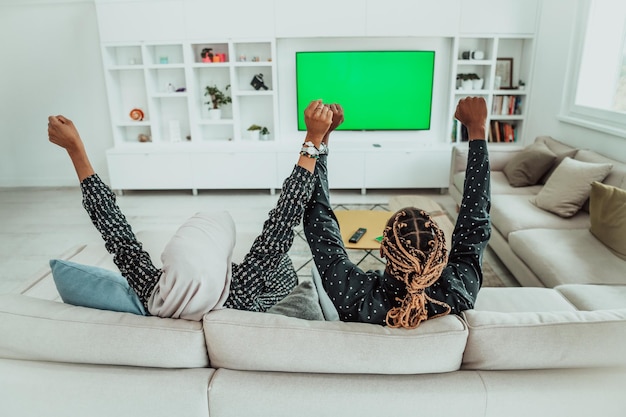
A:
201,48,214,63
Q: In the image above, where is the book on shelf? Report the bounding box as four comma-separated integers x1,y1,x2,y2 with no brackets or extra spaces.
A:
491,95,523,116
489,121,517,143
451,119,469,142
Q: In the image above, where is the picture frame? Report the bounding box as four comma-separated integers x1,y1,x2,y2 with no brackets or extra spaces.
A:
495,58,513,89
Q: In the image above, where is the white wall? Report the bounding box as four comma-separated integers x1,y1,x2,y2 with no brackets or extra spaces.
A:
525,0,626,163
0,0,112,186
1,0,624,187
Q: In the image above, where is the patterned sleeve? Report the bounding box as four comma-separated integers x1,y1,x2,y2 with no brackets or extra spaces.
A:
80,174,161,307
225,165,316,311
426,140,491,315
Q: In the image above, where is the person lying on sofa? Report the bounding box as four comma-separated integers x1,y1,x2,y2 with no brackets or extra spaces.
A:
303,96,491,329
47,99,336,321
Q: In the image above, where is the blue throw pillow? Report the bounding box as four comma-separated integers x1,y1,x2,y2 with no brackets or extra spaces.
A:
50,259,146,315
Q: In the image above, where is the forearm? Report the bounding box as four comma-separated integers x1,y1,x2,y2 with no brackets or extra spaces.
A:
303,155,350,269
449,140,491,259
246,165,315,258
68,146,95,182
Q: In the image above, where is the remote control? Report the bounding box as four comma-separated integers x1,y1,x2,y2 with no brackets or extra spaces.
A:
349,227,367,243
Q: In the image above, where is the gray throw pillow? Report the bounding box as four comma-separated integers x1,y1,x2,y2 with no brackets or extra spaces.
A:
267,281,325,321
503,142,557,187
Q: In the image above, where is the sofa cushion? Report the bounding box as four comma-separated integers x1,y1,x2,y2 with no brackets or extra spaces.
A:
575,149,626,190
509,228,626,287
490,194,589,240
50,259,146,315
148,212,235,321
203,309,468,374
461,308,626,370
503,142,557,187
267,281,324,321
589,181,626,260
474,287,576,312
556,284,626,310
531,157,612,218
0,294,209,368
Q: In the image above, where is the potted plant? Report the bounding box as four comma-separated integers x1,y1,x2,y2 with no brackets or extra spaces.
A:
247,124,262,140
204,84,232,119
260,126,270,141
457,73,482,90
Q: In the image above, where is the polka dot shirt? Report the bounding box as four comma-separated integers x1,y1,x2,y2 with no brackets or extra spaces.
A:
303,140,491,325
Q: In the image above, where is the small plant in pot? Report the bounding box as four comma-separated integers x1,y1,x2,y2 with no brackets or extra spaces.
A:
247,124,262,140
260,126,270,141
204,84,232,119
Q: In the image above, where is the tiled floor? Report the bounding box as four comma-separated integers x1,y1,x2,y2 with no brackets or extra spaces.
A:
0,186,518,295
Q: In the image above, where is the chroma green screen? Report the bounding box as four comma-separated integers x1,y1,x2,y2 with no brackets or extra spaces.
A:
296,50,435,131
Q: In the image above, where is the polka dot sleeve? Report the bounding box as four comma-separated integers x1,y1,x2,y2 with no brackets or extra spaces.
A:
425,140,491,316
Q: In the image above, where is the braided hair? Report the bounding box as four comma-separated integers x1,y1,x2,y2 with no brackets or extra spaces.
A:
380,207,451,329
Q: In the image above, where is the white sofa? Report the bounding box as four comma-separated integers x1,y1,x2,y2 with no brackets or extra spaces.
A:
1,228,626,417
450,136,626,288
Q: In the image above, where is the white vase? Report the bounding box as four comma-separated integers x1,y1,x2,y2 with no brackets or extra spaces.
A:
461,80,473,90
247,130,260,140
472,78,484,90
260,134,270,141
208,109,222,120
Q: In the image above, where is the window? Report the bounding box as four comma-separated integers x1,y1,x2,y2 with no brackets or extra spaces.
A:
561,0,626,137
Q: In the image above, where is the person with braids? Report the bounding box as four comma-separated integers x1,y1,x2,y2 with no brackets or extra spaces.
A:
47,99,333,320
303,97,490,329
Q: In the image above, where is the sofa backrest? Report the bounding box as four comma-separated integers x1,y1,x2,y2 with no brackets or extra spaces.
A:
203,308,469,375
0,294,210,368
461,308,626,370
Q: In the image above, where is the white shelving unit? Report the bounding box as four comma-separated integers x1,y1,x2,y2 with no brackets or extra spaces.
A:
448,35,534,144
101,39,280,194
102,39,277,147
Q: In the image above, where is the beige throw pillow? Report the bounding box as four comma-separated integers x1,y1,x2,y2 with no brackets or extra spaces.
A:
503,142,557,187
589,181,626,260
531,157,613,218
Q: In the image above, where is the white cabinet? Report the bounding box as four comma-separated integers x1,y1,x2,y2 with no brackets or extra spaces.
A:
365,0,461,37
459,0,539,35
96,1,186,42
448,35,534,145
96,1,539,193
364,148,451,189
191,152,277,190
107,151,193,190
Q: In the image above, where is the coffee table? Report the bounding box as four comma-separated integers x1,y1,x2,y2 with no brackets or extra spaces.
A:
334,197,454,268
333,210,391,266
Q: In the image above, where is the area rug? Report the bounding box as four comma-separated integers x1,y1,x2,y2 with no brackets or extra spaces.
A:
290,203,506,288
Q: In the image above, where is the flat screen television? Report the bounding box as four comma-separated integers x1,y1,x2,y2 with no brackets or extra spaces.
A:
295,50,435,131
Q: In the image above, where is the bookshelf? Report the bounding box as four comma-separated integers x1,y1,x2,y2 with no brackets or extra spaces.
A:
449,36,534,144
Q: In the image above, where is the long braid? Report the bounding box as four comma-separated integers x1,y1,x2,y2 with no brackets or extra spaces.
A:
381,208,451,329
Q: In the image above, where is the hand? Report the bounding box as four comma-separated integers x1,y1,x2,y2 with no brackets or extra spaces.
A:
454,97,487,141
303,100,332,146
48,115,84,153
327,103,344,132
48,115,94,181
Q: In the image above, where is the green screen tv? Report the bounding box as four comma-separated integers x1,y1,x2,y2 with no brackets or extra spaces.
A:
296,50,435,131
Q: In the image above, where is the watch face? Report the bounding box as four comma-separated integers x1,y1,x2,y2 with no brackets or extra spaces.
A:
306,147,316,155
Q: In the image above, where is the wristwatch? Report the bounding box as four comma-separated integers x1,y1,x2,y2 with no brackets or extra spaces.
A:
300,141,320,159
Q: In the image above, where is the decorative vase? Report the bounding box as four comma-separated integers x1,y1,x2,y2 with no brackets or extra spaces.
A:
260,134,270,141
461,80,473,90
472,78,484,90
209,109,222,120
247,130,260,140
